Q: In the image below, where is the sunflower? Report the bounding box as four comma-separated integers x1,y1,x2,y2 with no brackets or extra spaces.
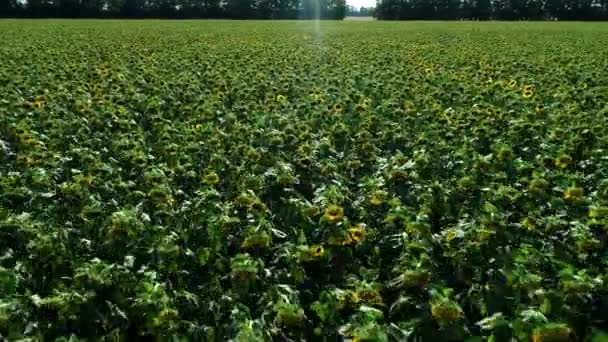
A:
204,172,220,186
554,154,572,169
347,159,362,171
241,231,270,249
309,245,324,258
347,225,367,245
16,155,33,167
508,79,517,88
13,127,26,137
247,148,262,162
276,94,286,102
158,309,179,321
532,324,573,342
369,192,384,206
445,229,458,242
357,289,382,304
346,289,360,305
323,205,344,224
496,147,513,161
333,103,344,112
528,178,549,192
563,187,584,201
354,104,366,112
589,206,608,219
31,100,44,109
430,303,461,322
535,103,544,113
523,89,534,98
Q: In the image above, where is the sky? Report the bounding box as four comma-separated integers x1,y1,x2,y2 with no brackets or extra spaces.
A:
347,0,376,9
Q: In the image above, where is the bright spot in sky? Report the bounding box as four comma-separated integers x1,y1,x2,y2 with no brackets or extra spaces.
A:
347,0,376,9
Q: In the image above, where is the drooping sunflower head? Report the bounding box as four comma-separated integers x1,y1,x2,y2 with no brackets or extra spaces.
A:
528,178,549,193
430,302,462,322
309,244,324,258
563,187,584,201
333,103,344,112
323,205,344,224
522,85,534,97
535,103,544,113
496,147,513,161
204,172,220,186
247,148,262,162
532,324,573,342
31,100,44,109
369,191,385,206
347,225,367,244
588,206,608,219
362,97,372,107
554,154,572,169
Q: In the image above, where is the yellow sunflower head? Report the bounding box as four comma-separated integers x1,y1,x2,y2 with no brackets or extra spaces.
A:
523,89,534,98
554,154,572,169
508,79,517,88
333,103,344,112
532,324,572,342
276,94,286,102
323,205,344,224
528,178,549,193
563,187,584,201
588,206,608,219
347,225,367,245
309,245,324,258
430,302,462,322
369,192,385,206
31,100,44,109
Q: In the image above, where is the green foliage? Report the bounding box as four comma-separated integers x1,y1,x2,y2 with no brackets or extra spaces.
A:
0,0,347,19
1,20,608,340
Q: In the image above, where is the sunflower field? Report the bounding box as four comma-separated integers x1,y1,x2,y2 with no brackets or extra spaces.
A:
1,20,608,341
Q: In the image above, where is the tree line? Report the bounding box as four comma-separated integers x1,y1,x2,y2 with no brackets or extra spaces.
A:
0,0,346,19
375,0,608,20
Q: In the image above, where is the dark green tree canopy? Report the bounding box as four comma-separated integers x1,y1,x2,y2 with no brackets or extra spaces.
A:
375,0,608,20
0,0,347,19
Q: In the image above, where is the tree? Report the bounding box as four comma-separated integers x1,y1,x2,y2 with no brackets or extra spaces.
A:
226,0,255,18
0,0,21,17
